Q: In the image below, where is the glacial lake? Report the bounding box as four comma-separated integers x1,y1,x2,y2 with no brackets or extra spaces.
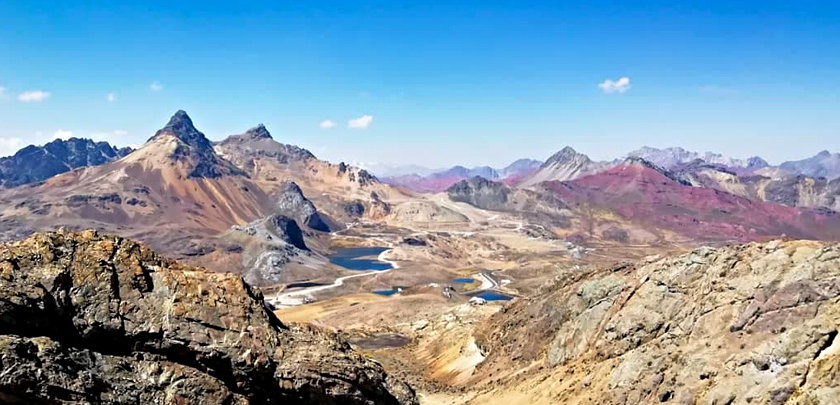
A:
474,291,513,301
329,247,393,271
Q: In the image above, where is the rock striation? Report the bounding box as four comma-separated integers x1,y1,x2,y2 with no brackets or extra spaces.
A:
0,230,416,404
473,240,840,404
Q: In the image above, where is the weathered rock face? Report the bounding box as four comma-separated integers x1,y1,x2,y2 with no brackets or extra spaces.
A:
474,240,840,404
447,176,511,211
276,181,331,232
0,230,416,404
149,110,246,179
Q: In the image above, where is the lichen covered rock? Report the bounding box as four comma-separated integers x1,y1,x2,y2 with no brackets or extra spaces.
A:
0,230,416,404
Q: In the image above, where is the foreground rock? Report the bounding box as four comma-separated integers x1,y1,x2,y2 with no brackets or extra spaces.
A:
472,240,840,404
0,230,416,404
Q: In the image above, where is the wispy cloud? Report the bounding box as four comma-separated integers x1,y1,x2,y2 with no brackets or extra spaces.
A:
0,87,5,97
0,137,24,157
107,92,117,102
319,119,336,129
18,90,51,102
53,129,74,140
150,81,163,91
598,77,631,94
348,115,374,129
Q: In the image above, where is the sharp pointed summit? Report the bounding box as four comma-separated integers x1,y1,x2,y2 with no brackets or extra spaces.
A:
243,124,273,140
519,146,603,186
543,146,591,167
150,110,214,151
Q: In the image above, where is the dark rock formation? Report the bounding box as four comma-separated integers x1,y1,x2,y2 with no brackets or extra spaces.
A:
344,200,366,217
0,138,132,188
151,110,245,179
266,215,307,251
216,124,316,164
0,230,416,404
276,182,331,232
447,176,511,210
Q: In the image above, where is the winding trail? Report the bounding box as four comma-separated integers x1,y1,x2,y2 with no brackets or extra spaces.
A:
266,242,399,308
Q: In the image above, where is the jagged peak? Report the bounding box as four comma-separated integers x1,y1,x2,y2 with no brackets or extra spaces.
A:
543,146,590,167
622,156,690,185
150,110,213,151
243,124,272,140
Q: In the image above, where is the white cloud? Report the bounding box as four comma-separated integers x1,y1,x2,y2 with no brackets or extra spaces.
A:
53,129,74,140
17,90,51,102
319,119,336,129
598,77,631,94
0,137,24,157
150,81,163,91
0,87,5,96
348,115,374,129
107,92,117,102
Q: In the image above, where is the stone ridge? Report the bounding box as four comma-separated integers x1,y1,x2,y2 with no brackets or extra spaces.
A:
0,137,132,188
472,240,840,404
0,229,416,404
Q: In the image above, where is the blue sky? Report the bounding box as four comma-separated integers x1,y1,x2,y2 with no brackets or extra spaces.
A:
1,1,838,168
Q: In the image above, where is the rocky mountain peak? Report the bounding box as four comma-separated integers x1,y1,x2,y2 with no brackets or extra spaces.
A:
543,146,590,167
243,124,273,140
746,155,769,169
447,176,511,210
151,110,214,151
276,181,331,232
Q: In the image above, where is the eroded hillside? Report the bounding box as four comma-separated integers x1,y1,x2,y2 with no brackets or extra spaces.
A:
465,240,840,404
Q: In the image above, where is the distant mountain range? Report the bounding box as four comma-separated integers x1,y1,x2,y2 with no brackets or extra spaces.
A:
380,146,840,198
0,116,837,249
0,138,132,188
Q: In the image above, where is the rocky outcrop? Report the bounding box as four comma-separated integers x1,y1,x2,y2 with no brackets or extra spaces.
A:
215,124,316,165
150,110,246,179
276,181,331,232
473,240,840,404
0,230,416,404
447,176,511,211
232,215,311,287
0,138,132,188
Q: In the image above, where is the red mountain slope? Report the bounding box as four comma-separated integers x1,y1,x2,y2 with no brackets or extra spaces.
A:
544,161,840,241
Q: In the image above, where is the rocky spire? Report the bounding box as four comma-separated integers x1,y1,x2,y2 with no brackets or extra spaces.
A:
543,146,591,167
150,110,214,151
242,124,273,140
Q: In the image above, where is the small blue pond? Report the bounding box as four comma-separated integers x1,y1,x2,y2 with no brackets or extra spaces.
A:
453,278,476,284
374,289,398,296
373,286,407,296
474,291,513,301
330,247,393,271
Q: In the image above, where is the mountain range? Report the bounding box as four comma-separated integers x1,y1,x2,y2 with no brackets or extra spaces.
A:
1,110,839,403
